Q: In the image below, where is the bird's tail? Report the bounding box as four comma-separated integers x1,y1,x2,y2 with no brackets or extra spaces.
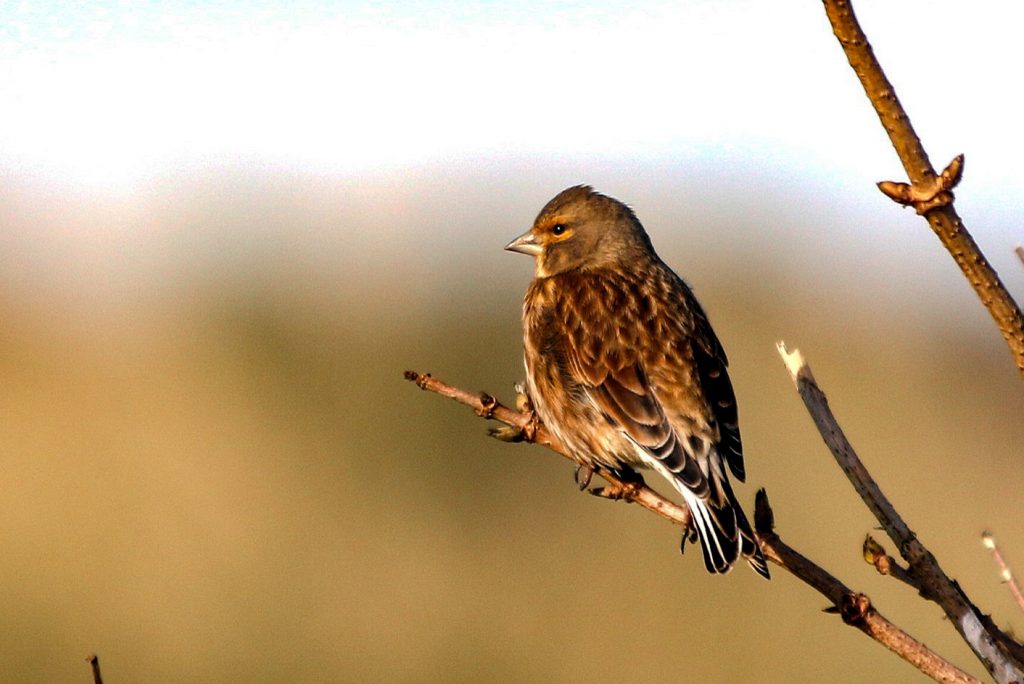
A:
674,469,770,579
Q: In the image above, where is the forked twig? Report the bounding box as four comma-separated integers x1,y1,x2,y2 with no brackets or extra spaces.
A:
755,491,979,684
777,343,1024,683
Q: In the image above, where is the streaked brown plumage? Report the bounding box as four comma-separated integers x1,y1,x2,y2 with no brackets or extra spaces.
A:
506,185,769,578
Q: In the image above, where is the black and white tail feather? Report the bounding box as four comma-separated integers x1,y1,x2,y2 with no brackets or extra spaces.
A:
634,439,770,579
572,353,771,579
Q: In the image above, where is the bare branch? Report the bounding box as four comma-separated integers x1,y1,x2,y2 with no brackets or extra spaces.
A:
983,531,1024,615
403,371,691,529
86,654,103,684
821,0,1024,378
777,342,1024,682
858,534,1024,672
877,155,964,216
864,534,920,592
755,492,981,684
405,370,981,683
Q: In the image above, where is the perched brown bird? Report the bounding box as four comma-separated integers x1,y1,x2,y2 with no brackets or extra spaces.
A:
505,185,769,578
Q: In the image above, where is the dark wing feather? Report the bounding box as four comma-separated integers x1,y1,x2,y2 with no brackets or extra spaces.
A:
565,323,709,496
683,289,769,576
689,301,745,481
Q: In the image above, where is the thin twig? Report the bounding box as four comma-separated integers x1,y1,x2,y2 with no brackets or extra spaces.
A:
1015,246,1024,268
864,534,921,592
405,369,980,684
86,654,103,684
777,343,1024,683
821,0,1024,378
983,531,1024,615
854,533,1024,670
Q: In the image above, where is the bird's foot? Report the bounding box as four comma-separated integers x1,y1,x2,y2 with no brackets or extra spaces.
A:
679,525,700,555
588,465,646,499
589,479,641,501
487,411,539,443
487,384,540,443
488,425,526,442
574,464,595,490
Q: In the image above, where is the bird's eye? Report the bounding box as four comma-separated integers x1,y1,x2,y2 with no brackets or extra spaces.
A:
552,224,567,236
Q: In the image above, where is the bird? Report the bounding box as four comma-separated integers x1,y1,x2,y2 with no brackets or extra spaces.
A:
505,185,769,578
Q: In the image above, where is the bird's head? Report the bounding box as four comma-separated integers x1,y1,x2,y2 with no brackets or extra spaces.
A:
505,185,654,278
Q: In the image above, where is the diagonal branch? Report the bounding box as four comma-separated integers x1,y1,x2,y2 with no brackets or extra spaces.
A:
755,491,980,684
982,531,1024,616
821,0,1024,378
777,343,1024,683
405,369,981,684
403,371,692,528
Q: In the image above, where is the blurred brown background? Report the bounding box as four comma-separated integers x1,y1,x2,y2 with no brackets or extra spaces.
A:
3,2,1024,682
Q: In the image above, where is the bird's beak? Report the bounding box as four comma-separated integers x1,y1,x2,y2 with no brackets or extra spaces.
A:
504,229,542,257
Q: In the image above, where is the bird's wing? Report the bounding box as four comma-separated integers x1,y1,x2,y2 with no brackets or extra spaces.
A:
563,322,756,575
563,325,710,500
554,270,761,575
688,299,746,481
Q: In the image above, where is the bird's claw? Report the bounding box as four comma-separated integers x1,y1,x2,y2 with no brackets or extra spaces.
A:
487,399,541,443
488,425,526,442
679,525,699,555
588,480,640,501
574,464,595,490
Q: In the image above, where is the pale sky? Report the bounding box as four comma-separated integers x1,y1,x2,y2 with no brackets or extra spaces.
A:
2,0,1023,198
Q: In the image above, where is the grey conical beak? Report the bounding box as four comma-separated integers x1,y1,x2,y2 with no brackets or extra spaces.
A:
504,230,542,256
